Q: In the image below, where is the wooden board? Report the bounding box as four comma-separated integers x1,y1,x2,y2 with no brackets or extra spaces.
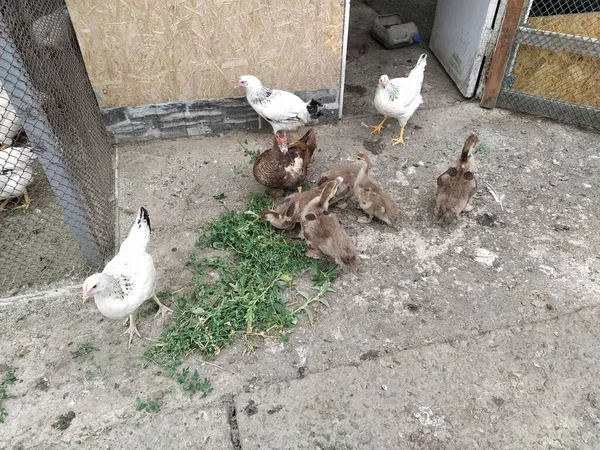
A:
65,0,345,108
510,12,600,108
480,0,524,108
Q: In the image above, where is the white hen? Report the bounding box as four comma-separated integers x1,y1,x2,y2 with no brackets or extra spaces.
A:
0,146,36,211
0,84,23,150
371,53,427,147
82,207,172,346
237,75,323,152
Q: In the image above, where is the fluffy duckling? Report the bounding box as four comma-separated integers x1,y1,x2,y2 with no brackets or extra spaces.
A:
260,186,322,231
316,163,359,209
253,128,316,194
300,177,357,268
435,133,478,225
353,152,398,227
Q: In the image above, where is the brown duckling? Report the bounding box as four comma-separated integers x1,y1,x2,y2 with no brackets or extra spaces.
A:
300,177,357,268
435,133,478,225
353,152,399,227
253,128,317,194
316,163,360,209
260,186,322,231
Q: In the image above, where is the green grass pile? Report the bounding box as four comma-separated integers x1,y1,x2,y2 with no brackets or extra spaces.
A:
145,194,336,365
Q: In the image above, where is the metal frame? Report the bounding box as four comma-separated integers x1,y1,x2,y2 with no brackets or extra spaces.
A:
494,0,600,129
0,20,104,265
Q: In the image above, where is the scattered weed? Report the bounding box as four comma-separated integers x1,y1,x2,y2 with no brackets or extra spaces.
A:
232,166,241,176
241,142,261,164
0,365,16,423
176,367,213,398
135,396,161,413
213,193,227,200
475,143,491,156
72,343,100,358
145,193,337,365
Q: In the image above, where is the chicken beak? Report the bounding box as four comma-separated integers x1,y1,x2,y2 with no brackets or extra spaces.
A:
82,290,91,303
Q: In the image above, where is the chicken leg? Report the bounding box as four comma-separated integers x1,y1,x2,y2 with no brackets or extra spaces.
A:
0,199,8,212
13,191,32,211
152,294,173,325
370,117,387,135
391,125,406,147
121,314,141,347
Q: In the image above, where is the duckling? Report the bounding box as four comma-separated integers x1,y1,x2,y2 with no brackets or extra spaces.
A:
300,177,357,268
316,163,360,209
260,186,322,231
353,152,399,227
253,128,316,195
435,133,478,225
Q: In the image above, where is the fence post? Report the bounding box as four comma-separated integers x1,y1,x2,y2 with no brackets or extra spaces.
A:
0,22,104,266
480,0,526,109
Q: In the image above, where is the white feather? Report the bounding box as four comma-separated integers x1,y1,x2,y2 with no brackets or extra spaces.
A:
240,75,313,134
374,54,427,127
0,146,36,201
0,84,23,148
84,208,156,320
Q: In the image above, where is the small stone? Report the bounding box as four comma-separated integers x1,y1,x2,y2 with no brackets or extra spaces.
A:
381,384,388,391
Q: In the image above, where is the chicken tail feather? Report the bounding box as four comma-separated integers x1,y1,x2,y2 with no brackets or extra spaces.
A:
306,99,323,119
123,206,152,252
408,53,428,80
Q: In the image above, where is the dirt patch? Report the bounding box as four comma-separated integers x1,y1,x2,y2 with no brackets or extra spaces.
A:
345,84,368,96
51,411,76,430
362,137,386,155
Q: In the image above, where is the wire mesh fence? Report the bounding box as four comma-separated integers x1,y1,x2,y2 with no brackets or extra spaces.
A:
497,0,600,128
0,0,115,296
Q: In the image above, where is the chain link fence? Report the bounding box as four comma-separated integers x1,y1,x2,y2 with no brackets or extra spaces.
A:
497,0,600,129
0,0,115,296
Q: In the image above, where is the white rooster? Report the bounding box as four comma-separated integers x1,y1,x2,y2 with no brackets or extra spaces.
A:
371,53,427,147
82,207,172,346
0,83,23,150
0,146,36,211
237,75,323,152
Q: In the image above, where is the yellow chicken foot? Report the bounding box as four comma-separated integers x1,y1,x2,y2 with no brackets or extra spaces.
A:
0,199,9,212
152,294,173,325
13,190,32,211
370,117,387,135
297,186,303,193
121,314,142,347
391,126,406,147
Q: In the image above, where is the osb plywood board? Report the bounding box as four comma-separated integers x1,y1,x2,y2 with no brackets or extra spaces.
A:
65,0,344,108
511,13,600,108
527,12,600,39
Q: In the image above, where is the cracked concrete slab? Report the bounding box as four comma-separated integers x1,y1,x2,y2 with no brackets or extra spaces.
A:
235,307,600,450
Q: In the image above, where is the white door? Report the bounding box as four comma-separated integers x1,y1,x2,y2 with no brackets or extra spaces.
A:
429,0,504,98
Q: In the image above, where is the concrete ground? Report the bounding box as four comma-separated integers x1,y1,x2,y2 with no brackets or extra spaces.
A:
2,1,600,449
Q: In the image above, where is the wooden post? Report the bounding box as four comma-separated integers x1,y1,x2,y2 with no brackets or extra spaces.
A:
480,0,526,109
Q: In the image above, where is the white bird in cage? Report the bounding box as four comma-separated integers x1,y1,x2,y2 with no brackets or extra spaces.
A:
82,207,173,346
0,84,23,150
0,145,36,212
